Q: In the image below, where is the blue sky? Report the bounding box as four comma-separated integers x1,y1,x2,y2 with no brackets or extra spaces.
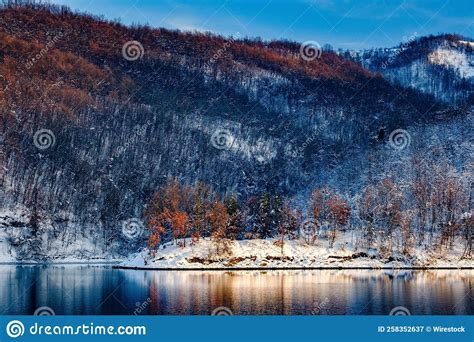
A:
54,0,473,49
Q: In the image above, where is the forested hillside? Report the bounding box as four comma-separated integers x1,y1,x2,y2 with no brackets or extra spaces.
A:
345,34,474,105
0,1,472,262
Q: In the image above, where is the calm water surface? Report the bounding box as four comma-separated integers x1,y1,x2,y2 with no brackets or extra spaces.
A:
0,266,472,315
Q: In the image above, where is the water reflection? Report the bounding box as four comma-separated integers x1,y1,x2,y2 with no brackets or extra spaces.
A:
0,266,472,315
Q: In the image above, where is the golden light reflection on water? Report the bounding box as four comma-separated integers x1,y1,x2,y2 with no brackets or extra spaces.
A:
0,266,471,315
141,270,474,315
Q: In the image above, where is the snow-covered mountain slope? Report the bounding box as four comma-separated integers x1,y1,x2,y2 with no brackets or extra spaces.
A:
0,4,472,261
429,47,474,78
344,34,474,105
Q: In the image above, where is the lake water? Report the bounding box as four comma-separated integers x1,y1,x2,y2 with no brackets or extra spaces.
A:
0,265,472,315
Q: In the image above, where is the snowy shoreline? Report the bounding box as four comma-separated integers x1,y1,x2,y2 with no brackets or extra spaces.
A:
115,265,473,270
118,237,473,270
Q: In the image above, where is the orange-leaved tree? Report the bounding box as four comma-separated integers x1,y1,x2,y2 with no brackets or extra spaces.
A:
145,178,191,253
206,200,230,255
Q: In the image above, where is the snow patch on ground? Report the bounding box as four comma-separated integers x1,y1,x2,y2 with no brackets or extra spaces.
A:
0,229,16,262
0,206,28,262
428,48,474,78
120,233,472,269
458,40,474,48
0,207,122,263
